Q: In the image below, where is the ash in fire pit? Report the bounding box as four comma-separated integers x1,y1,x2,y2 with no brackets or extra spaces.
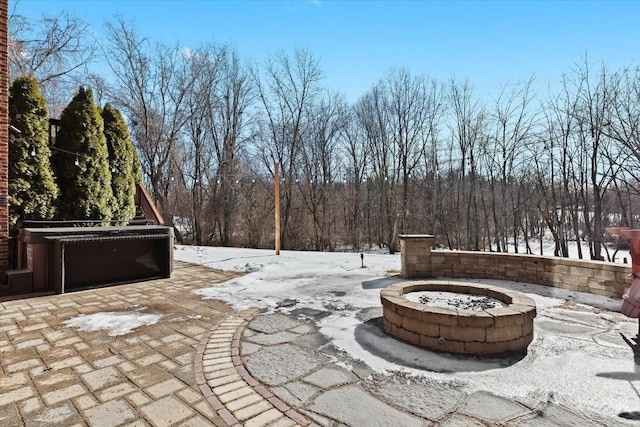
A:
404,291,506,311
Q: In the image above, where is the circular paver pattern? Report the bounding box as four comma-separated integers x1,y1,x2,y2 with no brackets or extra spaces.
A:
197,310,623,427
195,312,316,427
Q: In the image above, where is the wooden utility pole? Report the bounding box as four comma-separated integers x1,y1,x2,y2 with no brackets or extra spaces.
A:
274,163,280,255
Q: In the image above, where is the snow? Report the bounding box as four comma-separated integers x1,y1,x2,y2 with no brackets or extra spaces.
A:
508,236,632,264
63,312,162,336
404,291,506,310
174,245,639,421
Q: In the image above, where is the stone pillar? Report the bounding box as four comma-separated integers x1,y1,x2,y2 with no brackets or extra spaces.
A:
0,0,8,272
399,234,434,278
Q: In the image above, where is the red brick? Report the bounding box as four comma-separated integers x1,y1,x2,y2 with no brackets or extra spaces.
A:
267,396,290,412
0,0,7,270
217,408,239,426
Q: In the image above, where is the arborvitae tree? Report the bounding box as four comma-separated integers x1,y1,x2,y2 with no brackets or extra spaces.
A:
102,103,138,223
8,76,59,230
54,87,113,222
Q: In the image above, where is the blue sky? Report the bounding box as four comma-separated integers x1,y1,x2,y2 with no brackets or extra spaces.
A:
11,0,640,101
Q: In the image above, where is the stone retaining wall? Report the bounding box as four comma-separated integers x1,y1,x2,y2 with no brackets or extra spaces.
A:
399,235,631,299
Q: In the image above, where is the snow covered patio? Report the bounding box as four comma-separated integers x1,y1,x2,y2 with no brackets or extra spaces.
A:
178,246,638,426
0,246,638,426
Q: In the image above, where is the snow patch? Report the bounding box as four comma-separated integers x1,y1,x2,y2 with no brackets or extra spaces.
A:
404,290,506,310
235,262,263,273
64,312,162,336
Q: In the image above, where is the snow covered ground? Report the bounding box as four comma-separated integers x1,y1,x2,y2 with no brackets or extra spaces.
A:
63,312,162,336
508,237,632,264
175,245,639,422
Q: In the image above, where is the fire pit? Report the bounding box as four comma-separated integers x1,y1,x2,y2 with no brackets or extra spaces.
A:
380,280,536,355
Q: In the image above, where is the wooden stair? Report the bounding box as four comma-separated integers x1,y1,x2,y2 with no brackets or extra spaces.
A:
129,184,164,226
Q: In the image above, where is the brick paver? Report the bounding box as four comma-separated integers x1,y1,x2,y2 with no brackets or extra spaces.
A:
0,261,239,426
195,314,316,427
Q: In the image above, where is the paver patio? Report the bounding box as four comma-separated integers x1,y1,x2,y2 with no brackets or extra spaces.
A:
0,261,239,427
1,255,638,426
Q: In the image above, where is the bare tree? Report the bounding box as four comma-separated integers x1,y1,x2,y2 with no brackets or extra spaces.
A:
182,44,223,245
208,48,255,246
605,66,640,242
571,58,621,260
237,174,273,248
104,17,201,223
535,76,579,257
385,69,443,237
341,112,370,249
253,48,323,249
352,69,443,253
298,90,347,250
355,84,394,250
483,77,538,252
9,9,96,116
607,66,640,186
447,78,486,250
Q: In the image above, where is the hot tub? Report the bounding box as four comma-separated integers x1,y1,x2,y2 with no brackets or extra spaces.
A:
16,225,173,294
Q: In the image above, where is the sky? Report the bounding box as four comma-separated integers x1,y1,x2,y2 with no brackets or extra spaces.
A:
11,0,640,102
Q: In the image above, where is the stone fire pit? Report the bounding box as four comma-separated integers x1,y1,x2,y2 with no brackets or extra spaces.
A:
380,280,537,355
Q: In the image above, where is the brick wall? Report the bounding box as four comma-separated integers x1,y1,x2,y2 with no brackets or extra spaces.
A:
0,0,8,271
